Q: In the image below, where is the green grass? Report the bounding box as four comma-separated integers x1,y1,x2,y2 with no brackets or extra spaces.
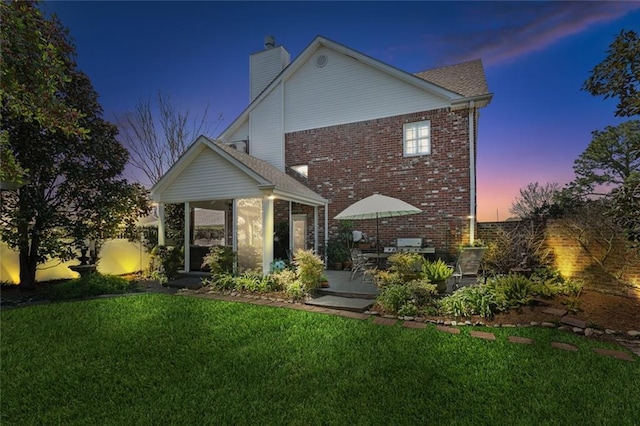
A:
1,295,638,425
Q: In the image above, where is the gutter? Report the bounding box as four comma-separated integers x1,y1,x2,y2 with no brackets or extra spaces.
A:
468,101,476,245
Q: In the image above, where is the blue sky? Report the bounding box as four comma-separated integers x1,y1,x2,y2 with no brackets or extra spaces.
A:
43,1,640,221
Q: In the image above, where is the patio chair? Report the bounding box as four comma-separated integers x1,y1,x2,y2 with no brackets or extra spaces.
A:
350,248,376,281
450,247,487,289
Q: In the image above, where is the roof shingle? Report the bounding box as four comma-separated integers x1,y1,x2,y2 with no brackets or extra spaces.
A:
414,59,489,97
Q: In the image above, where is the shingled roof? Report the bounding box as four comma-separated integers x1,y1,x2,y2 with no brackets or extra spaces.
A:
210,138,326,205
414,59,489,98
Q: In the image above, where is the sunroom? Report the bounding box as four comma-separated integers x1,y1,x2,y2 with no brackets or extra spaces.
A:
150,136,328,274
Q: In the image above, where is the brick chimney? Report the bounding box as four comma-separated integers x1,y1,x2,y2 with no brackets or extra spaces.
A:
249,35,290,102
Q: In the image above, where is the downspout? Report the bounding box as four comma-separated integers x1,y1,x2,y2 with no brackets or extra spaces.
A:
468,101,476,245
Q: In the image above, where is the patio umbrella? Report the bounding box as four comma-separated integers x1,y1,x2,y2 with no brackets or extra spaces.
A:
334,194,422,255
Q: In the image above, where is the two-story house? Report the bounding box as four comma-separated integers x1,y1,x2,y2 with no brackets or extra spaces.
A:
150,36,492,274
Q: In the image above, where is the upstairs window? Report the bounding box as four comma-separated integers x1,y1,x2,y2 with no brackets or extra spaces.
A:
291,164,308,178
403,120,431,156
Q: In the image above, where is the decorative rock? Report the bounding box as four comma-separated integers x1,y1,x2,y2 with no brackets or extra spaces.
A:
592,329,604,335
369,311,380,316
551,342,579,352
558,325,572,332
437,319,444,325
415,317,425,323
542,307,568,316
584,328,594,337
627,330,640,338
573,327,584,335
475,321,484,326
451,320,457,326
541,322,556,328
404,316,415,321
444,321,451,326
605,329,618,335
465,321,472,325
508,336,534,345
493,324,501,328
560,316,588,329
503,324,516,328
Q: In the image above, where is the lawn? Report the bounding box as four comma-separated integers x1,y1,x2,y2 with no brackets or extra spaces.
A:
1,294,638,425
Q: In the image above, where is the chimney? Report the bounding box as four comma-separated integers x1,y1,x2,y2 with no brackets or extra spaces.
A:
250,35,290,102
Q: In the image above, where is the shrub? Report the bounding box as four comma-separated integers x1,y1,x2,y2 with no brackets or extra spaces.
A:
387,252,424,281
294,249,325,291
439,285,500,319
150,245,183,283
202,273,236,290
202,246,236,276
270,269,297,292
374,270,405,289
488,274,534,308
406,278,438,307
47,274,133,301
377,283,413,314
284,280,305,300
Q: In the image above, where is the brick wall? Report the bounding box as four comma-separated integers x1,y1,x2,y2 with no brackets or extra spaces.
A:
285,108,474,252
478,220,640,288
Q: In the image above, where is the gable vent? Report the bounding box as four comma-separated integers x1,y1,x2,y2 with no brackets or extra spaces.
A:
315,54,328,68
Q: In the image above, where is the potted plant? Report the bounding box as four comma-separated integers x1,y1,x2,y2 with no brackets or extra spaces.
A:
319,274,330,288
422,259,454,294
327,239,348,270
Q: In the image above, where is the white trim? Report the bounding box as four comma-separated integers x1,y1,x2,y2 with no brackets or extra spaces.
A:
262,197,274,275
184,202,191,272
469,101,476,245
157,203,166,246
403,120,431,157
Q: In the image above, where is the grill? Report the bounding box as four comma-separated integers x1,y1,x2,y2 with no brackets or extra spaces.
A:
384,238,435,254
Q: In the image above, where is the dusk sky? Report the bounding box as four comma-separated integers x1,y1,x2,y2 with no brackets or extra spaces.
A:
42,1,640,222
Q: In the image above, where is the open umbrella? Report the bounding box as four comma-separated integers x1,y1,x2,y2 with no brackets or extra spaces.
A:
334,194,422,255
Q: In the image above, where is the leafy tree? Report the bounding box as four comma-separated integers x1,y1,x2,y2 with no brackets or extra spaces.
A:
509,182,560,219
582,29,640,117
609,172,640,246
573,120,640,194
0,2,149,289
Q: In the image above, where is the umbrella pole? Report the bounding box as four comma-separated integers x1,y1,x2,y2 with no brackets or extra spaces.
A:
376,213,380,257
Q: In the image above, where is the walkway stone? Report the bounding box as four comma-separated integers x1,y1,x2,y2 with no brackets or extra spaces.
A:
551,342,579,352
592,348,635,362
542,307,567,316
335,311,369,320
373,317,397,326
508,336,534,345
402,321,426,329
436,325,460,334
561,316,587,329
470,331,496,341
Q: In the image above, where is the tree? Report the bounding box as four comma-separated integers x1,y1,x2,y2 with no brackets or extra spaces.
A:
0,0,87,189
0,2,149,289
573,120,640,194
116,92,222,186
509,182,560,219
582,29,640,117
609,172,640,246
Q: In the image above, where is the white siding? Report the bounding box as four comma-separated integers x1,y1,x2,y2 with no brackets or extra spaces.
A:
249,83,284,170
284,47,449,133
225,120,249,144
161,146,261,203
250,46,290,102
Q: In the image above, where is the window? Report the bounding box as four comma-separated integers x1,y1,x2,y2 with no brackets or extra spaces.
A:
291,164,308,178
403,120,431,156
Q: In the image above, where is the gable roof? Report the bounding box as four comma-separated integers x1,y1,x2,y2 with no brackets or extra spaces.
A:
414,59,489,98
150,135,327,206
220,35,492,140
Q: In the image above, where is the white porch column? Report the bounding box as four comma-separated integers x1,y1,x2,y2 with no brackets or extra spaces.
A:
313,206,319,253
324,203,329,266
157,203,166,246
288,201,293,256
262,196,274,275
232,199,238,274
184,202,191,272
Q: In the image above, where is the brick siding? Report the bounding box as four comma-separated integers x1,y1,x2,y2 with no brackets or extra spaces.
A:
284,108,474,252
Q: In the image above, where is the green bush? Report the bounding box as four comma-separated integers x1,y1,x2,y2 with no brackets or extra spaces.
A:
439,285,500,319
377,283,413,314
406,279,438,307
150,245,183,283
202,273,236,290
294,249,325,291
387,253,424,281
47,274,134,301
374,270,405,289
488,274,534,308
284,280,305,300
202,246,236,276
